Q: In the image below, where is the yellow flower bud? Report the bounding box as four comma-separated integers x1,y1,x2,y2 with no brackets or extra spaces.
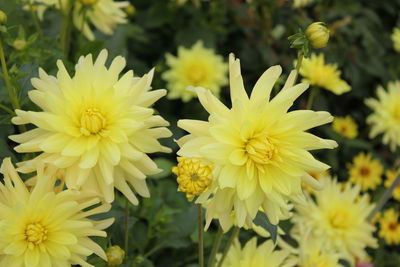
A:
106,245,125,266
12,39,27,51
125,4,136,16
80,0,99,6
305,22,330,49
0,10,7,24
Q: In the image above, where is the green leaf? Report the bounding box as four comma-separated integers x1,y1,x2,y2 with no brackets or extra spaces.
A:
253,211,278,243
149,158,175,179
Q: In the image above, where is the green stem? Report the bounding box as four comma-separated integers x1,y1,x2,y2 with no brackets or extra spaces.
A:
207,225,223,267
306,87,318,110
368,174,400,221
216,227,240,267
124,198,129,253
59,0,72,58
0,103,14,115
294,51,304,83
28,3,43,36
198,204,204,267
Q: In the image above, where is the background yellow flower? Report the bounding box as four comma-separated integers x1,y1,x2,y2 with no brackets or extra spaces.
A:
332,116,358,139
347,152,383,191
384,169,400,200
379,209,400,245
391,28,400,52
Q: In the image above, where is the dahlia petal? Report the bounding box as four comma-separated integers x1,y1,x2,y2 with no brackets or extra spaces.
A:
114,176,138,205
250,65,282,103
24,249,40,267
48,232,78,245
219,166,239,188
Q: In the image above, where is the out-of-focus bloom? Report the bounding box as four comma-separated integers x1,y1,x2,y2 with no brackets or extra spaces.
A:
292,0,314,9
302,170,330,193
305,22,330,49
379,208,400,245
0,158,114,267
106,245,125,266
365,81,400,151
219,237,291,267
384,169,400,200
332,116,358,139
294,178,377,263
299,53,351,95
391,28,400,52
162,41,228,102
125,4,136,16
12,38,27,51
172,157,212,201
0,9,7,24
24,0,65,20
347,152,383,191
10,50,172,205
176,53,337,231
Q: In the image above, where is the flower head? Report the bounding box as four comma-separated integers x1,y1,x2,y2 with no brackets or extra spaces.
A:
365,81,400,151
292,0,314,8
391,28,400,52
0,158,114,267
106,245,125,266
384,169,400,201
162,41,228,102
0,9,7,24
10,49,172,205
172,157,212,201
299,53,350,95
347,152,383,191
378,208,400,245
305,22,330,49
294,178,377,262
332,116,358,139
176,54,337,230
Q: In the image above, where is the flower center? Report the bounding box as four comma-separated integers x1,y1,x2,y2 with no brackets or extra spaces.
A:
328,210,350,229
187,64,206,86
25,222,48,248
359,166,370,177
389,222,398,231
245,137,276,165
80,108,106,135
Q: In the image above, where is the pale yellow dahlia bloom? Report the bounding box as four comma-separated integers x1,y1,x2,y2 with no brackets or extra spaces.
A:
162,41,228,102
176,54,337,230
391,28,400,52
332,116,358,139
299,53,351,95
293,178,377,262
10,49,172,205
378,208,400,245
365,81,400,151
384,169,400,201
347,152,383,191
219,237,291,267
0,158,114,267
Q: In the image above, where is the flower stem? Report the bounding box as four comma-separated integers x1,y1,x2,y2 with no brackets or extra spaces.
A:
217,227,240,267
198,204,204,267
0,103,14,115
28,2,43,37
124,197,129,253
306,87,318,109
207,225,223,267
294,51,304,82
59,0,72,58
368,173,400,221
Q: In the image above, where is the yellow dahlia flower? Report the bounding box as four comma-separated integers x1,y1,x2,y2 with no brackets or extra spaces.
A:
379,208,400,245
384,169,400,201
391,28,400,52
176,54,337,230
294,178,377,262
10,50,172,205
299,53,351,95
162,41,228,102
0,158,114,267
365,81,400,151
347,152,383,191
332,116,358,139
219,237,291,267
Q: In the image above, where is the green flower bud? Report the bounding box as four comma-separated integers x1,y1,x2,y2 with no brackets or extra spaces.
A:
0,10,7,24
12,38,27,51
305,22,330,49
106,245,125,266
125,4,136,16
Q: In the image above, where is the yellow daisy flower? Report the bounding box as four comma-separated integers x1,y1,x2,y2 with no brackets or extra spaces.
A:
391,28,400,52
162,41,228,102
10,50,172,205
299,53,351,95
384,169,400,201
332,116,358,139
176,53,337,230
379,208,400,245
294,178,377,262
365,81,400,151
219,237,291,267
347,152,383,191
0,158,114,267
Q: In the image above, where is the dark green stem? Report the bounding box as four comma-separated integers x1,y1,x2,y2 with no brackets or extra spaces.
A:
216,227,240,267
207,225,223,267
306,87,318,110
124,198,129,253
198,204,204,267
294,51,304,82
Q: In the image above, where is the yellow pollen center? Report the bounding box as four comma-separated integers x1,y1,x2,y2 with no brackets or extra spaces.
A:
25,222,48,248
190,173,200,181
328,210,350,229
80,108,106,135
245,137,276,165
359,167,370,177
186,64,206,86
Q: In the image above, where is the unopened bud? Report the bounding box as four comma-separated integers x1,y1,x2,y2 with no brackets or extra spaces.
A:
305,22,330,49
125,4,136,16
0,10,7,24
106,245,125,266
12,38,27,51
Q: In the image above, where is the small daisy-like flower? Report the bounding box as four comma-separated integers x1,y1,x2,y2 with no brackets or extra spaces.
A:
299,53,351,95
10,50,172,205
293,178,377,262
347,152,383,191
379,208,400,245
172,157,212,201
384,169,400,201
332,116,358,139
219,237,291,267
177,54,337,230
162,41,228,102
391,28,400,52
365,81,400,151
0,158,114,267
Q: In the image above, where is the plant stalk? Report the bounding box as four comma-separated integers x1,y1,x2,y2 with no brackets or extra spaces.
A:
294,51,304,82
28,2,43,36
216,227,240,267
207,225,223,267
124,197,129,253
306,87,318,110
198,204,204,267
